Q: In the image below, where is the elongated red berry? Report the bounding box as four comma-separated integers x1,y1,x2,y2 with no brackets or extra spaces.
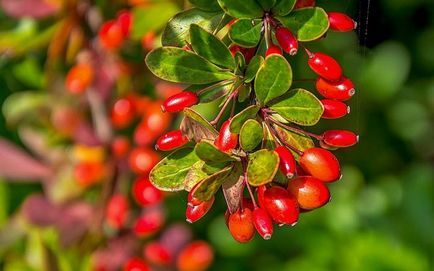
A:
106,194,129,229
124,258,151,271
144,241,172,266
133,209,164,237
128,147,160,175
299,148,340,182
316,77,355,101
287,176,330,209
266,43,282,57
228,208,255,243
257,185,267,208
133,177,162,206
294,0,315,9
117,10,132,38
65,63,94,94
99,20,124,49
214,120,238,152
321,99,350,119
156,130,189,151
111,97,136,129
275,146,297,178
263,186,299,225
186,197,214,223
161,91,199,113
253,207,273,240
176,241,214,271
322,130,358,148
275,27,298,55
328,12,357,32
306,50,343,82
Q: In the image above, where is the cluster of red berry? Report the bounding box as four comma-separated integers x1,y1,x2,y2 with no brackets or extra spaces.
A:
146,0,359,243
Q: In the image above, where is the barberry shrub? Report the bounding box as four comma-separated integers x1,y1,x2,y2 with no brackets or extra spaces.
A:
146,0,358,242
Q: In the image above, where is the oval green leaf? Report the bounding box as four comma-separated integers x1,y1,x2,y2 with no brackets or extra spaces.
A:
255,54,292,105
228,19,262,48
189,0,222,11
190,24,235,69
229,105,260,134
270,88,324,126
276,7,330,42
271,0,296,16
150,148,200,191
2,91,49,125
162,8,227,47
217,0,263,19
180,108,218,142
237,84,252,102
244,55,264,83
257,0,277,11
192,165,233,201
145,47,234,84
239,119,263,151
247,149,279,186
272,124,315,159
195,140,237,163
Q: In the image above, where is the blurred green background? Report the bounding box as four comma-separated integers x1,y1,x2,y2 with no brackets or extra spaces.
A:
1,0,433,270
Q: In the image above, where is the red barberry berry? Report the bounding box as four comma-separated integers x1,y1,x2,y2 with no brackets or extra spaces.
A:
99,20,124,49
321,99,350,119
65,63,94,94
316,77,355,101
176,241,214,271
143,241,172,266
111,97,136,129
186,197,214,223
156,130,189,151
116,10,132,38
263,186,299,225
294,0,315,9
133,176,162,206
123,258,151,271
161,91,199,113
306,50,343,82
228,208,255,243
128,147,160,175
106,194,129,229
299,148,341,182
252,207,274,240
275,27,298,55
328,12,357,32
322,130,358,148
275,146,297,178
133,209,164,237
214,119,238,152
266,43,283,57
287,176,330,209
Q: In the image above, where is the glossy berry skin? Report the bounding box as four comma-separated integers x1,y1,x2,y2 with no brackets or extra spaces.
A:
322,130,358,148
263,186,299,225
275,146,297,178
116,10,132,37
186,197,214,223
156,130,189,151
161,91,199,113
65,63,94,94
299,148,341,182
321,99,350,119
214,120,238,152
188,182,206,207
252,207,274,240
106,194,129,229
316,77,355,101
287,176,330,209
257,185,267,208
123,258,150,271
275,27,298,55
133,177,162,206
128,147,160,175
99,20,124,49
307,51,343,82
328,12,357,32
143,103,172,135
111,136,130,157
228,208,255,243
111,97,136,129
176,241,214,271
144,241,172,266
133,209,164,237
266,44,283,57
74,162,104,187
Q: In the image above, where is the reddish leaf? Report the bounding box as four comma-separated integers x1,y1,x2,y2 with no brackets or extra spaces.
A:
1,0,60,18
92,235,138,271
21,194,59,226
56,202,94,247
159,223,192,258
0,138,52,181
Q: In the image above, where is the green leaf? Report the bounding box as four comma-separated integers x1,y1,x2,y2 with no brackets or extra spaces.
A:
277,7,329,42
234,51,246,70
192,165,233,201
217,0,263,19
181,108,218,143
257,0,277,11
229,105,260,133
237,84,252,102
2,91,49,125
271,0,296,16
272,124,314,158
189,24,235,69
145,47,234,84
239,119,263,151
195,140,237,163
189,0,222,11
255,54,292,105
187,82,233,103
270,88,324,126
228,19,262,48
162,8,227,47
247,149,279,186
184,161,210,191
244,55,264,83
150,148,200,191
12,58,45,88
131,2,179,40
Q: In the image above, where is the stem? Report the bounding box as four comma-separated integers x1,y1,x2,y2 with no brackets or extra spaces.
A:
211,87,239,126
241,158,258,209
264,15,272,48
197,79,234,96
267,116,323,140
86,88,112,144
269,123,304,156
